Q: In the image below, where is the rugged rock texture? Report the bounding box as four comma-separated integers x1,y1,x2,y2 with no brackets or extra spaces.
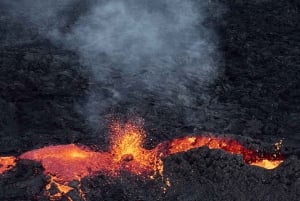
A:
0,0,299,200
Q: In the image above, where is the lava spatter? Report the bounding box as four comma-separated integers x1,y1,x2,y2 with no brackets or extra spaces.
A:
0,120,284,199
109,120,163,176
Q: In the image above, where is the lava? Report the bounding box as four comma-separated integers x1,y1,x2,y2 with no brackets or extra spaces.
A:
166,135,283,169
46,175,74,200
19,144,117,181
0,156,16,174
109,120,163,175
0,121,284,199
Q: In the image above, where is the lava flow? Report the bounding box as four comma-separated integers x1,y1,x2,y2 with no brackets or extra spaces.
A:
0,120,284,199
0,156,16,174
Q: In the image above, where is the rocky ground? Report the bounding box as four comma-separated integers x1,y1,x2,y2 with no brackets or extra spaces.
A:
0,0,299,200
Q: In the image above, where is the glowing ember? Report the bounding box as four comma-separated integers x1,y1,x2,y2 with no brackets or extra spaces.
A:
0,120,284,199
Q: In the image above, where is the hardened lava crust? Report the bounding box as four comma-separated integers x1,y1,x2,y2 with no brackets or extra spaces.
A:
0,0,299,200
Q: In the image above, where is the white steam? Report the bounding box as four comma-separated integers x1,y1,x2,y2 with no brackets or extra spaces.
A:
2,0,223,128
64,0,217,85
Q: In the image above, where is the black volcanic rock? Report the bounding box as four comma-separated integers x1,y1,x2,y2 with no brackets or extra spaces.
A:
0,0,299,200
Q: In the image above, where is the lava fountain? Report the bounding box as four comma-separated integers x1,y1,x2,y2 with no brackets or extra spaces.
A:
0,120,284,199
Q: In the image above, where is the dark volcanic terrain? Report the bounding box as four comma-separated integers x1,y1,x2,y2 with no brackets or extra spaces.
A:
0,0,299,201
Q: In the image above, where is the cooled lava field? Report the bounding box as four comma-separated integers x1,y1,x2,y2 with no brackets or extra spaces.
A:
0,0,299,201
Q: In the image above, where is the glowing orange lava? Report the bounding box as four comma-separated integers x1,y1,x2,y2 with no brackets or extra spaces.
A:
0,121,284,199
166,135,284,169
45,175,74,200
19,144,116,181
109,120,162,175
0,156,16,174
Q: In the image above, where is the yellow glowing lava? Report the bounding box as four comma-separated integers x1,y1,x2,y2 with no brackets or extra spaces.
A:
46,176,73,198
0,120,285,200
110,121,146,162
250,159,284,170
0,156,16,174
110,120,162,175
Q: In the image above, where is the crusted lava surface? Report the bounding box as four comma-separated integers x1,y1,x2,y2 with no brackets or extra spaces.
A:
0,0,299,201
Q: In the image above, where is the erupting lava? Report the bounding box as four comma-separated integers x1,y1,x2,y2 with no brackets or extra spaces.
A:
0,120,284,199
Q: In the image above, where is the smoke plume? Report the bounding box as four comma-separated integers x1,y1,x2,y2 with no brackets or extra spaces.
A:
2,0,224,129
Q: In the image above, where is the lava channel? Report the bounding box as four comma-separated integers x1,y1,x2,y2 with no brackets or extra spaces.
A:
0,121,284,198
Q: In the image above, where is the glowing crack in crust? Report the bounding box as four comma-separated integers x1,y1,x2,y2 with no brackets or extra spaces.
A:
0,121,284,199
0,156,16,174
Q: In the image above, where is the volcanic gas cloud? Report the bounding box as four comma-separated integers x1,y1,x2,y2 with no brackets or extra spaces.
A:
0,120,284,199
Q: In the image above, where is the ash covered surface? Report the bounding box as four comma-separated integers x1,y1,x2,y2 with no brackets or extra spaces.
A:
0,0,299,201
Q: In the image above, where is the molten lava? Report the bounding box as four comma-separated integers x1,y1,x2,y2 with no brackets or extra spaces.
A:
109,120,162,175
0,120,284,199
19,144,116,181
167,135,283,169
0,156,16,174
